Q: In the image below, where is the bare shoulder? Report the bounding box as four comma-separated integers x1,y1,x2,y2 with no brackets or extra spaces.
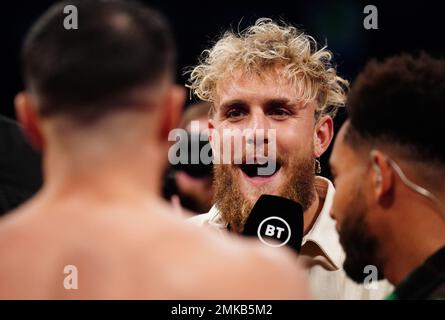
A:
0,199,309,299
164,221,310,299
240,243,310,299
0,204,37,249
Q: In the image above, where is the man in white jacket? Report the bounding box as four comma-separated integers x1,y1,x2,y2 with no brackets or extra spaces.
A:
188,19,393,299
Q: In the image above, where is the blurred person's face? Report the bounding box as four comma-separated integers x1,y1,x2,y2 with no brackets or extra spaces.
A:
185,117,208,133
175,170,213,213
329,124,384,283
175,116,214,213
209,69,333,229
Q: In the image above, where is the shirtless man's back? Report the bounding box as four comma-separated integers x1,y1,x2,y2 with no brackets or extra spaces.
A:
0,0,308,299
0,192,306,299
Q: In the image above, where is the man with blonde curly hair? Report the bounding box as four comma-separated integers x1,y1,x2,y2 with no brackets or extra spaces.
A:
189,19,393,299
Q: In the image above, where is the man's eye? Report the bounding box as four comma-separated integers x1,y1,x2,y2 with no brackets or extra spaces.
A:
269,108,290,118
227,109,245,119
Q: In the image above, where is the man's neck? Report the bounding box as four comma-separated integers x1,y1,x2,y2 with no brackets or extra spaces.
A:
41,142,164,204
384,236,445,286
381,201,445,285
303,186,323,236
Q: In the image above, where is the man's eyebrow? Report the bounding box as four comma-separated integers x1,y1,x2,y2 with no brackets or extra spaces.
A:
264,98,301,110
218,98,297,113
265,98,292,105
219,99,247,112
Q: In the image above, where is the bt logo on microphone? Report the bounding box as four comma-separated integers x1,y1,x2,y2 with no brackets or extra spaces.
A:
257,216,291,248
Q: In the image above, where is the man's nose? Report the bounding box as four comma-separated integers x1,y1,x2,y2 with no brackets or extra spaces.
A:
247,112,270,146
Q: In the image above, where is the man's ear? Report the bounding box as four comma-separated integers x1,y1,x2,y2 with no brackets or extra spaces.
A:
208,115,221,164
314,115,334,158
159,85,185,141
369,150,394,206
15,92,44,151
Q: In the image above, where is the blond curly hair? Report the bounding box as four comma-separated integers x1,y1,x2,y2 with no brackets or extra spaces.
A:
187,18,349,118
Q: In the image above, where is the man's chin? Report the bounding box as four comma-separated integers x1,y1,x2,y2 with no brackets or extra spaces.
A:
338,210,384,284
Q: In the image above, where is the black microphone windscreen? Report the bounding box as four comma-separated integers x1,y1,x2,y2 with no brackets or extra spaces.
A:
242,194,303,253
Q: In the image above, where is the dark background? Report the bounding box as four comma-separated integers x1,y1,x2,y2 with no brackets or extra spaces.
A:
1,0,443,177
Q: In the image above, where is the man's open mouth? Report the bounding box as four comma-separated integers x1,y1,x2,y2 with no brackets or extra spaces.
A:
238,161,281,178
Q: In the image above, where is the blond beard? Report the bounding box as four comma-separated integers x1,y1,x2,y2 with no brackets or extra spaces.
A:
213,154,316,230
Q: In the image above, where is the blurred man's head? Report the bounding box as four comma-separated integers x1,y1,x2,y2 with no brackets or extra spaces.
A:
174,102,214,213
16,0,184,170
188,19,348,228
330,53,445,283
179,102,211,132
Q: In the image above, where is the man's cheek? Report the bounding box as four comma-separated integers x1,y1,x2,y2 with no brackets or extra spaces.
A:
209,129,225,164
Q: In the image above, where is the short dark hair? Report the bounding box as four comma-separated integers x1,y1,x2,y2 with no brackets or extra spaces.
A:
22,0,175,121
345,53,445,165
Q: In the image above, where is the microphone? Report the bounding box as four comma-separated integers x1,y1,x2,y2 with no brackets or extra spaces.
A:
242,195,304,253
